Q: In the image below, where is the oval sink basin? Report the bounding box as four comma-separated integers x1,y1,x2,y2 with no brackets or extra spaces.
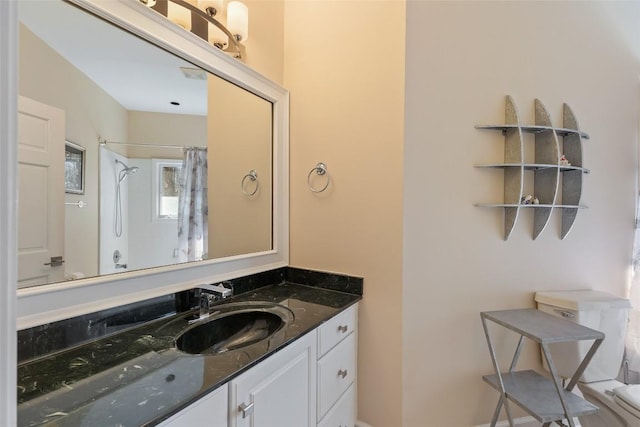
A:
175,304,293,355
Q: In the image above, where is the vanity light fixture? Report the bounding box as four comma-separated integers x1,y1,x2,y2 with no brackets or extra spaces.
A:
140,0,249,59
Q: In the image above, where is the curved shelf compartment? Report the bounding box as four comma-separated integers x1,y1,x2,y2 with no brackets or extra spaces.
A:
532,99,559,240
502,95,524,240
560,104,584,239
475,163,590,174
475,96,589,240
475,124,590,140
476,203,588,209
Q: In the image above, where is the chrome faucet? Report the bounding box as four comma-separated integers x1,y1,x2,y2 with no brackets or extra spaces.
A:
196,282,233,319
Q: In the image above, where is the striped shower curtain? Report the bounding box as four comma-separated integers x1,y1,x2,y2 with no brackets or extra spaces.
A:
627,194,640,382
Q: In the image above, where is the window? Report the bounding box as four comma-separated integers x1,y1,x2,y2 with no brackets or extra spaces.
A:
152,159,182,221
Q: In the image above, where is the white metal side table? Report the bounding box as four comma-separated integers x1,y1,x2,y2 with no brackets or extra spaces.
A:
480,309,604,427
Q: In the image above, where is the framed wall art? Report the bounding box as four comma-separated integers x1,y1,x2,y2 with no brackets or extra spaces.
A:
65,140,85,194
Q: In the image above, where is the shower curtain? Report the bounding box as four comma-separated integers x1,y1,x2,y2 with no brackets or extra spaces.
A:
178,147,208,263
627,193,640,382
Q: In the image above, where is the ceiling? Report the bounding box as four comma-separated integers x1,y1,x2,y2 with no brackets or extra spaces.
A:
18,0,208,116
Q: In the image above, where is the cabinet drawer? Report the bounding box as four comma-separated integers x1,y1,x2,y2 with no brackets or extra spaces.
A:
318,305,357,357
318,383,355,427
317,332,356,421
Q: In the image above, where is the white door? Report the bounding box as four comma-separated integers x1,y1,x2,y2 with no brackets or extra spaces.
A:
17,96,65,287
230,332,317,427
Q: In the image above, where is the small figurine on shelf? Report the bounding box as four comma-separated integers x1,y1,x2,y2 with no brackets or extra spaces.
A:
560,154,571,166
519,194,541,205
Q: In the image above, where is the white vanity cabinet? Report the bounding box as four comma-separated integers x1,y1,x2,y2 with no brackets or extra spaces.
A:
158,383,228,427
228,331,317,427
317,305,358,427
157,304,358,427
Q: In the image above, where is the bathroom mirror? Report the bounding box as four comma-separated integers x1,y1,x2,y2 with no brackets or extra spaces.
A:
17,0,274,288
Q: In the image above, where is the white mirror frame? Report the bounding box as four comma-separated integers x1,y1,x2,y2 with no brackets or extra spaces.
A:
8,0,289,330
1,1,18,424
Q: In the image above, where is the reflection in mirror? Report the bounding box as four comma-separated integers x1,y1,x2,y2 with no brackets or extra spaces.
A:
17,0,273,288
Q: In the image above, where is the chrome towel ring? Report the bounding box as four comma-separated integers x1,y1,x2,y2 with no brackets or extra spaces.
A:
241,170,259,196
307,162,330,193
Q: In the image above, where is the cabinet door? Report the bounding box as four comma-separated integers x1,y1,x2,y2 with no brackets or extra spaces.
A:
229,331,317,427
158,384,228,427
318,384,355,427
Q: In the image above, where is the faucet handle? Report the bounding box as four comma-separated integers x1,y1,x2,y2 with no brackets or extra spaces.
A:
197,282,233,299
220,281,234,293
220,280,233,288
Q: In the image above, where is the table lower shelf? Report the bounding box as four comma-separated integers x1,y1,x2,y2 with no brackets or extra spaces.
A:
483,370,599,423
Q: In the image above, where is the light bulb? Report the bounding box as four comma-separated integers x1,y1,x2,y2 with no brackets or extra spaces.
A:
227,1,248,42
167,1,192,31
208,22,228,48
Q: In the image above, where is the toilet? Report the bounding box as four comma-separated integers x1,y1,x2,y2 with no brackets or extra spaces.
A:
535,290,637,427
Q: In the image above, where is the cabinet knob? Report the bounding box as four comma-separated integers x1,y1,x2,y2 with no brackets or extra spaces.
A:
238,401,254,418
338,369,348,379
337,325,348,333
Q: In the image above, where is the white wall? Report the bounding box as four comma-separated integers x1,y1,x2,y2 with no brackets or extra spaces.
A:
125,111,205,269
284,1,405,425
127,110,206,154
403,2,640,426
128,158,181,270
242,0,284,86
208,75,273,259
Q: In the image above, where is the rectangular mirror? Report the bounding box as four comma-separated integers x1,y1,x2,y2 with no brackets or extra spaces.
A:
18,0,273,288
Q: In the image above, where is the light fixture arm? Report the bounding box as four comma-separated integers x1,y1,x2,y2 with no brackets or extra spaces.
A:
161,0,243,58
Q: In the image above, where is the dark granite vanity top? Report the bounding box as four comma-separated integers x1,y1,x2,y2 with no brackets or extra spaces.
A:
17,269,362,427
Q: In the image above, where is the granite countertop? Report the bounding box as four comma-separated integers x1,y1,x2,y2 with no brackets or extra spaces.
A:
17,282,361,427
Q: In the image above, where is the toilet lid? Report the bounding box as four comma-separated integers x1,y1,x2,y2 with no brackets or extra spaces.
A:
613,384,640,418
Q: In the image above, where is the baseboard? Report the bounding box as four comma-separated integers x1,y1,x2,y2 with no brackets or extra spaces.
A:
474,416,580,427
355,420,373,427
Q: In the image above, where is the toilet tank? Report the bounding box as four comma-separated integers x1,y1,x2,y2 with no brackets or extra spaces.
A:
535,290,631,383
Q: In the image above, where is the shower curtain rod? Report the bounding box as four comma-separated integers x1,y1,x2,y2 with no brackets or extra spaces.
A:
98,137,204,150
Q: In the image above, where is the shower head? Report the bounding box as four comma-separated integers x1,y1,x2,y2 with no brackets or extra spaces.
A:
115,159,140,183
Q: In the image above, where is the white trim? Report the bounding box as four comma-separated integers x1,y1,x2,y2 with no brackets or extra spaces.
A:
14,0,289,327
17,259,286,330
0,0,17,425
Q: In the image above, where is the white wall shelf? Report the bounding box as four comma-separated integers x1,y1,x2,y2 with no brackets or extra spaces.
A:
475,95,590,240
